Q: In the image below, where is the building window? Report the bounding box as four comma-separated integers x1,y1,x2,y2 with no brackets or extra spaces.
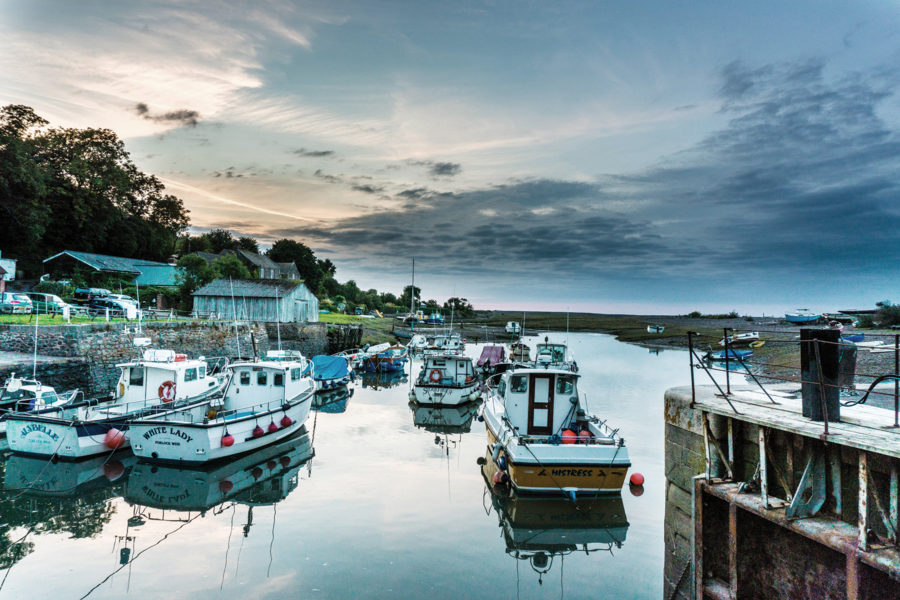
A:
257,372,268,386
274,373,284,386
184,368,197,382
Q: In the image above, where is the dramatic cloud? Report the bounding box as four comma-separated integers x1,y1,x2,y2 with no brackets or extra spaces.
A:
134,102,200,127
406,159,462,177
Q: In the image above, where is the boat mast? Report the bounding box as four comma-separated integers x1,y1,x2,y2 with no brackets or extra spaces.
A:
410,257,415,316
230,277,242,360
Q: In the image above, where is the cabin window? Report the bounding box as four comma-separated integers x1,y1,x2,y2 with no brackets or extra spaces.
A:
257,372,268,386
433,359,446,366
129,368,144,386
510,375,527,393
556,376,575,395
498,380,507,396
457,362,466,370
41,391,59,403
240,371,250,385
199,366,206,378
184,368,198,382
274,373,284,386
291,367,301,381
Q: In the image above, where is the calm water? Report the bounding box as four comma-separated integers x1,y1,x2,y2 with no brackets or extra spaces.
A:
0,333,699,599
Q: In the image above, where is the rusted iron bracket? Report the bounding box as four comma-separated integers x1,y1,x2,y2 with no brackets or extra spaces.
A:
786,449,826,519
704,413,734,480
859,451,868,552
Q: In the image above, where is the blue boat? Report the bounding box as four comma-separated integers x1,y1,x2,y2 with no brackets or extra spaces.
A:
362,345,408,373
841,333,864,343
708,349,753,361
311,355,352,390
785,309,821,324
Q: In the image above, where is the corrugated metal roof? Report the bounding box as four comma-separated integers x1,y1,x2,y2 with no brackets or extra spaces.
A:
193,278,306,298
44,250,170,273
134,264,180,286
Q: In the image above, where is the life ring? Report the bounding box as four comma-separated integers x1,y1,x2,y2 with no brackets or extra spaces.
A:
158,380,176,402
428,369,442,383
749,340,765,349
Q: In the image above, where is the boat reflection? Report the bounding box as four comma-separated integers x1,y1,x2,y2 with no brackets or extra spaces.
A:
359,370,408,390
409,400,481,435
312,386,353,413
482,472,629,585
124,428,314,511
3,452,137,497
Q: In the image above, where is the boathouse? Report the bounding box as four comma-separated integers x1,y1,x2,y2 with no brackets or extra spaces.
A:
192,278,319,322
43,250,179,286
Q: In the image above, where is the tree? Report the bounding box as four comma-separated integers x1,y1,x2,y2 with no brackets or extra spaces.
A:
214,253,252,279
266,238,325,293
175,254,218,309
443,297,475,318
236,236,259,253
399,285,421,311
201,229,238,253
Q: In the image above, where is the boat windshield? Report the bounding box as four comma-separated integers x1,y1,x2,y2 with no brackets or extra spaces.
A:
556,375,576,394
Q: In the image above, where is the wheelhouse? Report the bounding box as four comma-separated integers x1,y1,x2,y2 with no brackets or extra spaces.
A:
495,368,579,436
420,355,476,387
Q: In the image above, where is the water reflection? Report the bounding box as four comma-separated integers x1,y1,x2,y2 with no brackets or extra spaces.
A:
482,472,630,588
312,387,353,414
359,370,408,390
409,400,481,434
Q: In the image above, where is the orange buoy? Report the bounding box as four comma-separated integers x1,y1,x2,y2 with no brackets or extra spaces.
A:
578,430,592,443
222,433,235,447
562,429,577,444
630,472,645,486
104,428,125,450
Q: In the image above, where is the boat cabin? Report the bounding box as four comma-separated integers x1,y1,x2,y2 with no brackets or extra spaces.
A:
223,359,311,413
0,377,68,412
115,349,219,405
427,333,462,354
495,368,581,436
420,355,476,387
534,343,570,367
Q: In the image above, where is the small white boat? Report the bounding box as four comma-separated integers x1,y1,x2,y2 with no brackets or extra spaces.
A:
647,325,665,334
509,342,531,362
718,331,760,347
505,321,521,334
785,309,822,324
0,375,80,437
482,365,630,496
412,354,481,406
424,333,464,356
406,334,429,352
533,339,578,372
5,349,226,459
128,355,316,465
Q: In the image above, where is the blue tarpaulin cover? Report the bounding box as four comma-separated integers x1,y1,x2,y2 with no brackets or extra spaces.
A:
312,355,350,381
477,345,506,367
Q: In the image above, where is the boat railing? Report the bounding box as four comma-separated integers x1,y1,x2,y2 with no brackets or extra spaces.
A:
686,327,900,431
142,396,294,425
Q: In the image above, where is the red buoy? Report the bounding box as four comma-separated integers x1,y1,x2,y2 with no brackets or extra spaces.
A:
630,472,645,486
219,480,234,493
266,459,277,470
104,428,125,450
251,467,263,479
629,483,644,497
492,471,504,485
279,456,291,467
280,416,293,428
252,425,265,438
578,430,592,443
221,434,235,447
102,460,125,481
268,422,279,433
562,429,577,444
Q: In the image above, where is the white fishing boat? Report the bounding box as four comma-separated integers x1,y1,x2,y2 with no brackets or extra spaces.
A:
481,365,630,496
505,321,521,334
0,374,80,436
647,325,664,334
533,339,578,372
424,333,464,356
5,349,226,459
128,354,315,464
509,341,531,362
411,354,481,406
406,334,429,352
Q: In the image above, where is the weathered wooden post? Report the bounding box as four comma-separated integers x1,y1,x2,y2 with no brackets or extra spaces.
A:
800,328,840,423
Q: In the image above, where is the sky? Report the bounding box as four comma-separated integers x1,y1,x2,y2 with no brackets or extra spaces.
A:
3,0,900,314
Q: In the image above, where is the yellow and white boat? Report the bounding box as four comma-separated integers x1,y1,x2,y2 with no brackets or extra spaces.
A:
481,365,629,496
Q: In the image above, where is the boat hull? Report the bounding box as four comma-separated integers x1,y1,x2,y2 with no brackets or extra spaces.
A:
485,426,629,495
128,389,314,465
413,382,481,406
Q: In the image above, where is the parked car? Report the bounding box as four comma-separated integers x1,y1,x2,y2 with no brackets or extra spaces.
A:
72,288,111,305
89,297,138,319
24,292,72,314
0,292,33,314
108,293,139,308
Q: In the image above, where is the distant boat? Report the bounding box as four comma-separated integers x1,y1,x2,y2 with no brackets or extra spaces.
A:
718,331,759,347
841,333,865,344
647,325,664,334
785,309,822,324
505,321,521,334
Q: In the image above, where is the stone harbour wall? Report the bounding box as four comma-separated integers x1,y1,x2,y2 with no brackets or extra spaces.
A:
262,322,328,356
0,358,93,397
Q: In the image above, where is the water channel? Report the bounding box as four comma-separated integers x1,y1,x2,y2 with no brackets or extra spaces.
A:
0,333,708,599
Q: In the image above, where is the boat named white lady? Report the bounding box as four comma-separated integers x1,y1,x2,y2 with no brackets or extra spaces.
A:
128,354,315,464
6,349,226,459
481,365,630,496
